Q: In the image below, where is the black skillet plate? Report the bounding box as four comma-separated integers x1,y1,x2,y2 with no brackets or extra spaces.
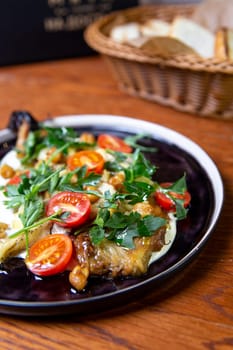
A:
0,114,224,316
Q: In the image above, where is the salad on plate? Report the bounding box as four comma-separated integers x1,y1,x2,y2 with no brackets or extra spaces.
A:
0,116,191,292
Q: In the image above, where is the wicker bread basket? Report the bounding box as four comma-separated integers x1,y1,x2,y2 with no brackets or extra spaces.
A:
85,4,233,119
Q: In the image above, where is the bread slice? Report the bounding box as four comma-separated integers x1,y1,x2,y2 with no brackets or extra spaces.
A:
170,17,215,58
140,36,197,57
215,28,233,60
140,19,171,38
215,29,227,60
110,22,141,44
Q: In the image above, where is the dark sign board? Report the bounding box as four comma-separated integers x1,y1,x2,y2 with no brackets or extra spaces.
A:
0,0,138,65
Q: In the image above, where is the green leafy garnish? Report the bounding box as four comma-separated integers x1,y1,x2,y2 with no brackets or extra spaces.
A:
9,210,63,239
2,123,190,255
89,209,166,249
55,165,101,195
21,126,95,165
157,175,189,220
124,133,158,152
124,149,156,182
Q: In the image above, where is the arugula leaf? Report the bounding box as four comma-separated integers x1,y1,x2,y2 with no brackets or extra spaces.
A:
166,175,187,193
4,189,25,209
104,161,124,172
104,150,128,172
157,174,189,220
124,149,156,182
43,126,77,149
21,130,45,164
20,197,44,226
21,126,95,165
124,133,158,152
4,163,63,226
56,166,101,193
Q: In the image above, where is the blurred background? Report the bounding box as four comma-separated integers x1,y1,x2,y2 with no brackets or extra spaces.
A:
0,0,201,66
141,0,200,3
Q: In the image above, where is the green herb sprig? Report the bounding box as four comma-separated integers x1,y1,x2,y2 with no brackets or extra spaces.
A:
9,211,63,239
89,208,166,249
21,126,95,165
124,133,158,152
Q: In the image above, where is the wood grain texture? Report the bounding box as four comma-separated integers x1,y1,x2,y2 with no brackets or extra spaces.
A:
0,56,232,350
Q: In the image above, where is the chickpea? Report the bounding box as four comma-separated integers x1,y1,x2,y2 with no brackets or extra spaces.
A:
79,132,95,144
69,264,89,291
109,171,125,191
85,186,100,203
0,222,8,238
133,200,165,218
0,164,15,179
132,201,157,217
47,147,63,164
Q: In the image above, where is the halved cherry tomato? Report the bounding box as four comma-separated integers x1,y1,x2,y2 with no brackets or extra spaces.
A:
46,191,91,228
97,134,132,153
7,175,22,185
154,182,191,211
26,234,73,277
67,150,104,173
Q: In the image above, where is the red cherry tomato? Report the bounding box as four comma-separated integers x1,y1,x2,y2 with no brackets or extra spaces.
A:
26,234,73,277
67,150,104,173
97,134,132,153
46,191,91,228
7,175,22,185
154,182,191,211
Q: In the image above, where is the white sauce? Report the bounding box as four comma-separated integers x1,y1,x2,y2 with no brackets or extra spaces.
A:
0,150,22,186
149,213,177,265
0,150,23,236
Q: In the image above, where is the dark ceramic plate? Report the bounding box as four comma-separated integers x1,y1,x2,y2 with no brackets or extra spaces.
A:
0,115,223,316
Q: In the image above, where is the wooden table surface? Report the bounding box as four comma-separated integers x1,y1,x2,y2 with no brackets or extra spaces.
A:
0,56,232,350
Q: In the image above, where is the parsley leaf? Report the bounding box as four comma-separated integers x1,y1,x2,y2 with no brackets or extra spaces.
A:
123,181,155,204
20,197,44,226
89,226,105,245
124,149,156,182
56,166,101,194
4,163,63,225
89,209,166,249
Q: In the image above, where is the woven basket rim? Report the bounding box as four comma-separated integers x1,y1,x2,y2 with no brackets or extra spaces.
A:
84,4,233,74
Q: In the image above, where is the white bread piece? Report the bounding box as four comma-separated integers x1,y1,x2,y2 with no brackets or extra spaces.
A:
215,29,227,60
126,36,149,48
110,22,141,44
228,29,233,60
214,28,233,61
170,17,215,58
140,19,171,37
